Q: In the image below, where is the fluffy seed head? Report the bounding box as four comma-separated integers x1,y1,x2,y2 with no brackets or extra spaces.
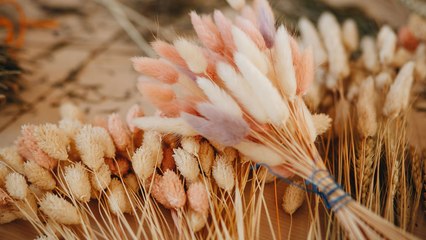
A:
132,131,163,180
132,57,179,84
356,77,378,138
298,17,327,66
0,146,24,174
60,102,84,122
212,155,235,192
64,163,91,202
124,173,139,193
377,25,397,66
173,148,200,183
188,210,207,232
187,182,209,215
39,193,80,225
58,119,82,139
32,124,69,161
181,137,200,157
342,19,359,52
174,38,207,74
161,170,186,208
24,161,56,191
108,179,131,215
90,163,111,191
108,113,132,152
126,104,144,133
5,173,28,200
312,113,332,137
198,140,214,176
360,36,379,73
282,180,305,215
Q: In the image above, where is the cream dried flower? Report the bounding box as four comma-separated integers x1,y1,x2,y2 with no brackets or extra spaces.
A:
187,182,209,215
64,163,91,202
356,77,378,138
282,181,305,215
0,146,24,174
161,170,186,208
107,179,131,215
132,146,156,181
342,19,359,52
75,125,115,170
0,162,10,187
60,102,84,122
39,193,80,225
298,17,327,66
375,70,393,90
126,104,144,133
174,38,207,74
198,140,214,176
318,12,349,82
360,36,379,73
181,137,200,157
312,113,332,137
32,124,69,161
187,209,207,232
383,62,415,118
149,174,172,208
23,161,56,191
90,163,111,192
212,155,235,192
173,148,200,183
377,25,397,66
144,130,163,167
5,172,28,200
58,119,82,139
108,113,132,152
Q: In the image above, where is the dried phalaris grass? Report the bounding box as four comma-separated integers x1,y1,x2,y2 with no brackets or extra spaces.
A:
23,161,56,191
198,140,214,176
212,155,235,192
187,182,208,215
0,146,24,174
64,162,91,202
32,124,70,161
39,193,80,225
282,180,305,215
173,148,200,183
181,137,200,157
107,178,131,215
107,113,132,152
5,172,28,200
90,163,111,192
187,209,207,232
161,170,186,208
312,113,332,137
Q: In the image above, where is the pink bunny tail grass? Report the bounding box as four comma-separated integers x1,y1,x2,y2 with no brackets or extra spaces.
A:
235,16,267,50
187,182,209,215
137,79,181,117
151,40,187,68
132,57,179,84
126,104,144,133
254,0,275,48
107,113,132,152
150,174,173,209
213,10,236,56
161,146,176,172
190,11,224,53
161,170,186,208
182,104,249,146
17,125,57,170
295,47,314,95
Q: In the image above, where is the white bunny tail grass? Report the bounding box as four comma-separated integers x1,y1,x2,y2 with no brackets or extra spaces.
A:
39,193,80,225
23,161,56,191
173,148,200,183
63,163,91,203
5,172,28,200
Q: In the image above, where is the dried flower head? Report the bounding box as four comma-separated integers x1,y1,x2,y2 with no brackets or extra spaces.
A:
377,25,397,66
132,57,179,84
39,193,80,225
174,38,207,74
312,113,332,137
198,140,214,176
75,125,116,170
32,124,70,161
187,182,209,215
282,180,305,215
360,36,379,73
90,163,111,192
0,146,24,174
64,163,91,202
212,155,235,192
173,148,200,183
383,62,415,117
181,137,200,157
5,172,28,200
23,161,56,191
126,104,144,133
187,209,207,232
160,170,186,208
342,19,359,52
356,77,378,138
108,179,131,214
60,102,84,122
107,113,132,152
298,17,327,66
58,119,82,139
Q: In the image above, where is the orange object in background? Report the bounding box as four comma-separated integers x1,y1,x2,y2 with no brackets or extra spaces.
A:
0,0,57,49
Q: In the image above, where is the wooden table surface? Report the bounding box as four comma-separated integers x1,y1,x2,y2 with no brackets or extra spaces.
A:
0,0,425,239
